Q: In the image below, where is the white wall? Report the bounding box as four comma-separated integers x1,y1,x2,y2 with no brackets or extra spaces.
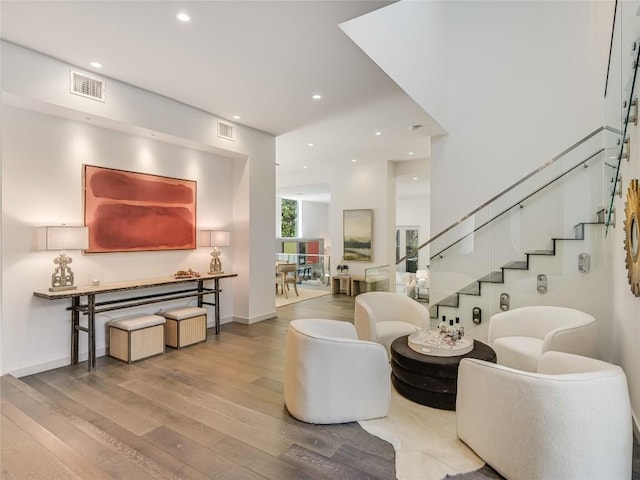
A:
330,160,394,277
1,42,276,376
300,200,329,241
2,106,233,375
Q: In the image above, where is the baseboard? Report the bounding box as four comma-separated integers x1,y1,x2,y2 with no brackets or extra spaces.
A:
232,311,277,325
9,347,108,378
206,316,234,328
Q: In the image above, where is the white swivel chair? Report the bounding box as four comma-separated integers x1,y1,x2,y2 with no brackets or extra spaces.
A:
354,291,430,354
457,351,633,480
488,305,598,372
284,318,390,424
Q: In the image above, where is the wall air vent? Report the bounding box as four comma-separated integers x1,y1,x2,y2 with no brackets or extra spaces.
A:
217,120,235,141
69,71,106,102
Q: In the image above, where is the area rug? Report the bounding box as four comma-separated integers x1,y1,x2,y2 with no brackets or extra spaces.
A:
359,388,484,480
275,287,331,307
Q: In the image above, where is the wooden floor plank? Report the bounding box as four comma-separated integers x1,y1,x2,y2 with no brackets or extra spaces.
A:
1,400,114,480
7,293,635,480
1,413,87,480
143,426,269,480
2,376,187,480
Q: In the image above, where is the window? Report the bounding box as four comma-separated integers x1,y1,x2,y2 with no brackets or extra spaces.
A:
281,198,298,237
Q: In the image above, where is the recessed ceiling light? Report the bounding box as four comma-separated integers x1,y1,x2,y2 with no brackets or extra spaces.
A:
303,166,308,169
307,143,314,147
351,159,357,163
90,61,102,68
177,12,191,22
312,94,322,100
413,177,419,181
375,131,382,136
408,151,415,155
232,115,240,120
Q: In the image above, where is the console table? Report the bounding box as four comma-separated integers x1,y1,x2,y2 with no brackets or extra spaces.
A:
33,273,237,371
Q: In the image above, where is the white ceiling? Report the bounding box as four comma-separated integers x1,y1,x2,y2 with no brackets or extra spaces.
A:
0,0,432,203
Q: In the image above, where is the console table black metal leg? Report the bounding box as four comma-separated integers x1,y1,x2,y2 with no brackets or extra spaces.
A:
88,294,96,371
214,278,221,335
71,296,80,364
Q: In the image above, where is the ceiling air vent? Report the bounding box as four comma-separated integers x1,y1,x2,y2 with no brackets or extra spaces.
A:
69,71,106,102
217,120,235,141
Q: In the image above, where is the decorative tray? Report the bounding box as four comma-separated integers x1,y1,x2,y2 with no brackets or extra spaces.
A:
408,331,474,357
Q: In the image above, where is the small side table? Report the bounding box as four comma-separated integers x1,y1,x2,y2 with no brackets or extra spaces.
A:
350,276,367,296
331,275,352,295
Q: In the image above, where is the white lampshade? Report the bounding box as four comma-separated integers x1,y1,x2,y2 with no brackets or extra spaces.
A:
38,226,88,251
200,230,230,247
416,269,429,280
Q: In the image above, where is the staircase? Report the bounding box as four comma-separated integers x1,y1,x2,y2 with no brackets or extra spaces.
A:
394,125,621,337
429,220,605,322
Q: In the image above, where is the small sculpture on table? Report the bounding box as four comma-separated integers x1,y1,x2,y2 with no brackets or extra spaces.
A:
51,253,75,291
210,249,223,274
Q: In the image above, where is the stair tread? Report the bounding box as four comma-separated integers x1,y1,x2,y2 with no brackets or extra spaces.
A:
526,249,555,255
436,294,459,307
458,282,480,295
502,260,527,270
478,271,503,283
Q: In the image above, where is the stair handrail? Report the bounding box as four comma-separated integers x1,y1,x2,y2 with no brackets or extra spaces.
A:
604,0,618,98
397,126,618,266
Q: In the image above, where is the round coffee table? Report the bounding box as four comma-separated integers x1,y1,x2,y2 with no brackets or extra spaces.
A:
390,334,496,411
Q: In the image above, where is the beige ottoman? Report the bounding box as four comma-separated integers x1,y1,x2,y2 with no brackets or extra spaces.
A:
161,306,208,348
108,314,166,363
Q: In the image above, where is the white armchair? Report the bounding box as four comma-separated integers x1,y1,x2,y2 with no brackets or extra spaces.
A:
354,291,430,354
284,318,390,424
488,305,598,372
457,351,633,480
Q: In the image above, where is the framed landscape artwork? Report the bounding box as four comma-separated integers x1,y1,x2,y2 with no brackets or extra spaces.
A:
343,209,373,262
84,165,197,253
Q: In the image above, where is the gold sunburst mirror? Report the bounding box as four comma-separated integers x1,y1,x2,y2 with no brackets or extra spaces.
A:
624,178,640,297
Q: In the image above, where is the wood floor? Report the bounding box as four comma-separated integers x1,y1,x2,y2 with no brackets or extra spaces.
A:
1,293,639,480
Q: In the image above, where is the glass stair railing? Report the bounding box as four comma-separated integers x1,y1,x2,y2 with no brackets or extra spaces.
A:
389,0,640,341
395,126,621,339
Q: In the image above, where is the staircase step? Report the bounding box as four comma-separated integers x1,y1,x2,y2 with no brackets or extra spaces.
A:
526,249,554,255
458,282,480,296
501,260,527,270
478,271,503,283
437,294,459,308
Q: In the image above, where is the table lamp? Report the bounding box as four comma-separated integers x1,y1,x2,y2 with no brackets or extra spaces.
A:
416,269,429,287
200,230,230,274
38,226,89,291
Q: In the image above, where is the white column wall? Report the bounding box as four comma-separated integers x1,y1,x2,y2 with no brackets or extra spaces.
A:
330,161,394,277
1,42,275,375
300,201,329,241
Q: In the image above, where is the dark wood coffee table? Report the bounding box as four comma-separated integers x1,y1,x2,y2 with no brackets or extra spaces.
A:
390,335,496,410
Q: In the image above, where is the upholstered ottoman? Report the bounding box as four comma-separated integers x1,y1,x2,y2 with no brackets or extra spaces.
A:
160,306,208,348
108,314,166,363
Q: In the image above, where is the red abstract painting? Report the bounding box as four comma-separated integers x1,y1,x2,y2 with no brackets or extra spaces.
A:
84,165,196,253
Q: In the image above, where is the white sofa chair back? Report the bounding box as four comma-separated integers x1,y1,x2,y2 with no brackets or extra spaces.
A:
354,291,429,354
488,305,598,372
457,351,633,480
284,318,390,424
